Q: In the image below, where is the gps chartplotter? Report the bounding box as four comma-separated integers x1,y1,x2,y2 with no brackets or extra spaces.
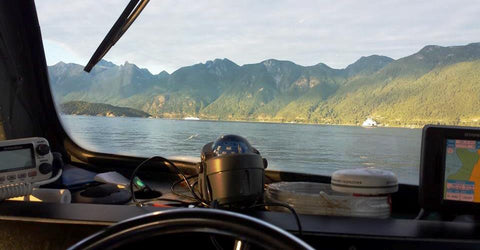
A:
420,125,480,213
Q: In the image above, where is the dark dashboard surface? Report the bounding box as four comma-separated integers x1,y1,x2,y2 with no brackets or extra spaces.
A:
1,200,480,250
0,201,479,239
2,166,480,249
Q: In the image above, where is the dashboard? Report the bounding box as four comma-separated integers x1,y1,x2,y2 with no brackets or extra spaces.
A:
1,184,480,250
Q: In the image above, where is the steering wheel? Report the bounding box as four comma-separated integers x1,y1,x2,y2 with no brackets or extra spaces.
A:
68,208,314,250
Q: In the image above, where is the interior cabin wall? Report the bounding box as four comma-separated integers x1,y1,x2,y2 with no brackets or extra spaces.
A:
0,1,42,140
0,0,66,153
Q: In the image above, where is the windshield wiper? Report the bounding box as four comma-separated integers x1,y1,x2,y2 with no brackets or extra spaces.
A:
84,0,149,72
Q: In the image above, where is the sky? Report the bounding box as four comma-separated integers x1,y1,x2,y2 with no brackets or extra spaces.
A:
36,0,480,74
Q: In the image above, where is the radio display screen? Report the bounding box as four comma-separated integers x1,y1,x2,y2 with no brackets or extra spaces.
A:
0,146,35,173
444,139,480,203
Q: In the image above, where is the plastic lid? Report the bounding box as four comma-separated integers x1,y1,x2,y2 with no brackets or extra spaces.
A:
331,168,398,195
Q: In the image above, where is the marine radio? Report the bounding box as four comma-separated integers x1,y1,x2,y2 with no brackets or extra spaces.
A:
0,137,54,200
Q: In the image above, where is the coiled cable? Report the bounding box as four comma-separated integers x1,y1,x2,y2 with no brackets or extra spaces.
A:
0,182,33,200
0,169,63,200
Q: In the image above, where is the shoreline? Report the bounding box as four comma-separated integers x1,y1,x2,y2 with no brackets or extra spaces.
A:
62,114,430,129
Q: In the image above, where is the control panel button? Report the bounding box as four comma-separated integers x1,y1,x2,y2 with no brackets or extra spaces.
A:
28,171,37,177
36,144,50,156
7,175,16,181
17,173,27,179
39,163,52,175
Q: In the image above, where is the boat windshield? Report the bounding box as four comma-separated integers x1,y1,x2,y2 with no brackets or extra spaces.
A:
36,0,480,185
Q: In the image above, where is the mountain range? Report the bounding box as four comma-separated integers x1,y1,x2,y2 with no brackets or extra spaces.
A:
48,42,480,126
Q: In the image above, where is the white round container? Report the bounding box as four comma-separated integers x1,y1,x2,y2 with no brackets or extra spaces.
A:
331,168,398,195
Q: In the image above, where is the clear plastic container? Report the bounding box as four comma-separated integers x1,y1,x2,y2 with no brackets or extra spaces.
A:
264,182,391,218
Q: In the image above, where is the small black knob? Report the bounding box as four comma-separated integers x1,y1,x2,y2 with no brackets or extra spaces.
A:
39,163,52,175
36,144,50,156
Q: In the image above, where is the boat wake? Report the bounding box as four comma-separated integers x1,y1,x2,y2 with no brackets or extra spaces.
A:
185,134,199,141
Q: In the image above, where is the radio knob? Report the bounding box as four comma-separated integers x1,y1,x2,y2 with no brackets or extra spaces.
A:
39,163,52,174
36,144,50,156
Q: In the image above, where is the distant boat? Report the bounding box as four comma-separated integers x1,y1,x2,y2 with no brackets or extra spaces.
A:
184,116,200,121
362,118,377,127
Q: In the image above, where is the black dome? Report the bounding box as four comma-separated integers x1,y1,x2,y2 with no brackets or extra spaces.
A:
212,134,253,156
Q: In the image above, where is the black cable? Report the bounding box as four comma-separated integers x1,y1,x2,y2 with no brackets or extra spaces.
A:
208,199,224,250
137,197,197,207
250,202,302,235
209,235,224,250
130,156,207,206
415,208,425,220
171,188,199,201
211,199,219,209
170,174,200,201
174,193,222,249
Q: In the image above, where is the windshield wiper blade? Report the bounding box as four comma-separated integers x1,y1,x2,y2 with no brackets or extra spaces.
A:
84,0,149,72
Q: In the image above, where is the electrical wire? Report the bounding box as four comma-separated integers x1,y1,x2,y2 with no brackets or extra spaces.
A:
129,156,301,241
137,197,197,207
414,208,425,220
0,169,64,200
250,202,302,235
130,156,207,206
33,169,63,187
170,174,200,201
207,199,225,250
209,235,224,250
170,170,301,245
0,182,32,200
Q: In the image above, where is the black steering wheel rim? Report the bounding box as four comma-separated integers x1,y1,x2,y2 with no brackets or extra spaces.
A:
68,208,314,250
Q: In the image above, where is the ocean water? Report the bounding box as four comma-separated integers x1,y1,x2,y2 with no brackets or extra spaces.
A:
61,115,422,185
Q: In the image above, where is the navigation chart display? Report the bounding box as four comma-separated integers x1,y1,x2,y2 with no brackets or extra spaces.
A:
444,139,480,203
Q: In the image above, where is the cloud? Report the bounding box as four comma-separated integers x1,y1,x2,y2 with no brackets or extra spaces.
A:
35,0,480,74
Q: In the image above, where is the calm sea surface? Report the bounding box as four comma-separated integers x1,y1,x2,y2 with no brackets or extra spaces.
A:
61,115,422,184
